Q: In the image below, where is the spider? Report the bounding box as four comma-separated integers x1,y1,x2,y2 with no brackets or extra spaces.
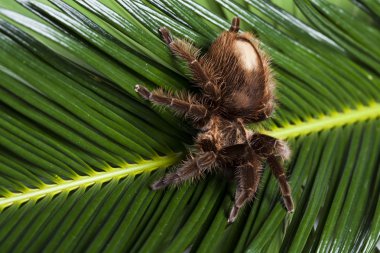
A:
135,17,294,223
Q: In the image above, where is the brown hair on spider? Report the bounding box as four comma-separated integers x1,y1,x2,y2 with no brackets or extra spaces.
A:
135,17,294,223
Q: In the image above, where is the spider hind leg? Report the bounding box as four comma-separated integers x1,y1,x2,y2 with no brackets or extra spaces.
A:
229,17,240,33
158,27,221,101
159,27,173,44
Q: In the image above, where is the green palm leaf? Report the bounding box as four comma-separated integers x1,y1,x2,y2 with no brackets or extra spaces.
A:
0,0,379,252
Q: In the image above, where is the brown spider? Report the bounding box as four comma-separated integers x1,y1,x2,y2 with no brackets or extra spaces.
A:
135,17,294,223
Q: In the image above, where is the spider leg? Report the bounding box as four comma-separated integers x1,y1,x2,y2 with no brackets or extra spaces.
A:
249,133,294,212
135,85,208,120
159,27,173,44
249,133,291,161
229,17,240,33
237,119,249,142
159,27,221,101
151,151,217,190
267,156,294,212
228,152,262,223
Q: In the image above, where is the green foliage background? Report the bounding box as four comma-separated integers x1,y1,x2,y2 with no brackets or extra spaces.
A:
0,0,379,252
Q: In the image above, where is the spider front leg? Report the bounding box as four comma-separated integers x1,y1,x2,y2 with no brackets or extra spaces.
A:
250,133,294,212
228,150,262,223
151,151,217,189
159,27,221,100
267,156,294,212
250,133,291,161
135,85,208,121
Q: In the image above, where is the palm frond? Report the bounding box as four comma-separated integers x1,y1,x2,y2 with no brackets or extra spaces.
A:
0,0,379,252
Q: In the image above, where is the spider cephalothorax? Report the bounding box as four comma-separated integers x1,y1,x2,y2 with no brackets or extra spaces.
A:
135,17,294,223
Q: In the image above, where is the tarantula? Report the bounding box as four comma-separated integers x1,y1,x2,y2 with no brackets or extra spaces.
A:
135,17,294,223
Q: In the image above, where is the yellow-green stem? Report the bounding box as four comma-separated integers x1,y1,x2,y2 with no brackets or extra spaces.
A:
0,153,179,208
1,103,379,208
266,102,380,139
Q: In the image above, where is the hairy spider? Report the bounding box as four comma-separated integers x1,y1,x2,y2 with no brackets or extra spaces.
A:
135,17,294,223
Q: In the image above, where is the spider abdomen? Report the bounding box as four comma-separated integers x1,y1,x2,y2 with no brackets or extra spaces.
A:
234,39,260,72
204,31,276,123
